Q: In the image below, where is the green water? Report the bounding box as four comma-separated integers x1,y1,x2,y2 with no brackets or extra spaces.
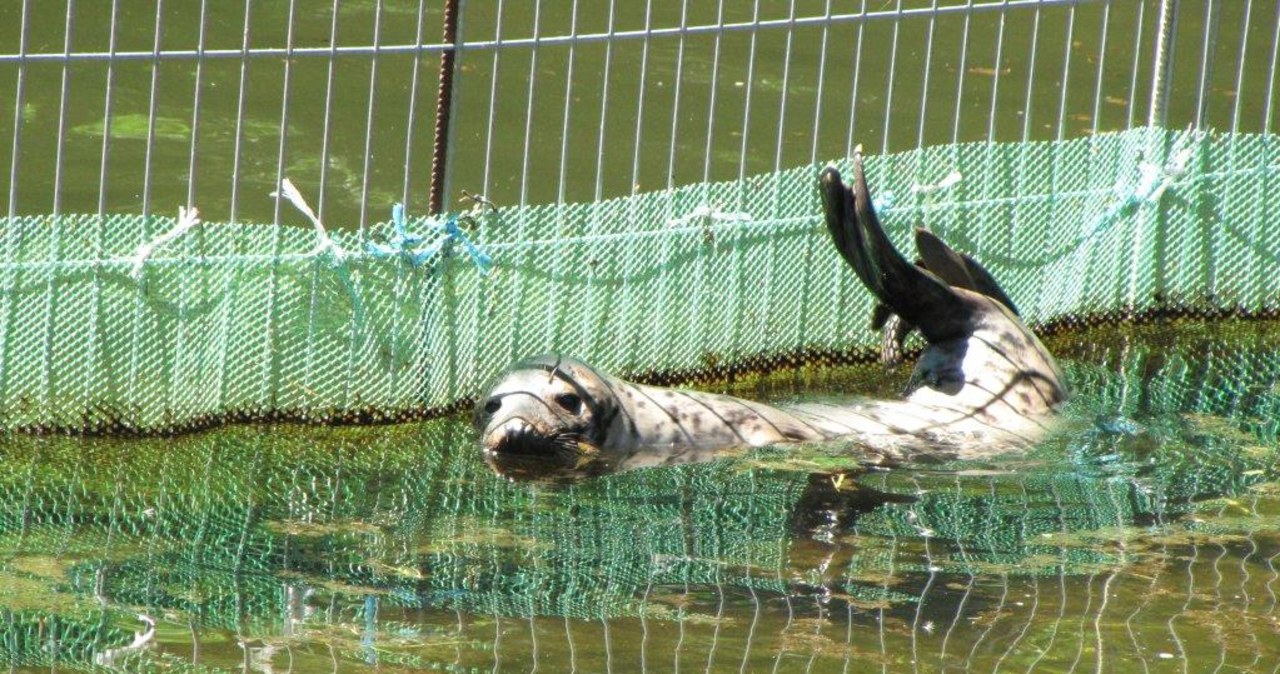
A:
1,1,1272,226
1,318,1278,672
2,2,1279,672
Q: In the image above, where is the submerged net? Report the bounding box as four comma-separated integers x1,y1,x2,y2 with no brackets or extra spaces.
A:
1,319,1278,670
0,125,1275,433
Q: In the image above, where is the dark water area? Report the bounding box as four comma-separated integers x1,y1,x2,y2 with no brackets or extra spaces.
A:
1,318,1279,672
0,1,1271,225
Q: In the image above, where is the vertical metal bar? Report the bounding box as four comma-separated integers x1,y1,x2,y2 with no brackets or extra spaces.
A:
1231,0,1256,134
1265,0,1280,134
881,0,903,153
665,0,689,190
951,0,974,144
772,0,798,175
986,1,1009,143
1125,1,1146,129
357,0,385,233
701,0,724,183
704,585,727,674
87,0,122,428
203,0,232,413
437,9,468,220
593,0,616,201
1148,0,1180,129
2,0,30,416
1020,3,1043,143
230,0,253,223
558,0,582,203
6,0,31,218
307,0,341,413
186,0,210,210
270,1,297,227
809,0,833,164
263,0,298,411
518,0,543,206
1193,0,1222,129
141,0,165,219
845,0,867,156
564,617,579,673
400,0,428,208
1090,1,1112,137
629,0,654,195
915,0,940,151
430,0,462,214
97,0,121,218
481,0,506,201
938,477,976,662
45,0,77,425
317,0,341,222
738,0,761,183
51,0,76,216
1054,1,1077,141
1138,0,1179,313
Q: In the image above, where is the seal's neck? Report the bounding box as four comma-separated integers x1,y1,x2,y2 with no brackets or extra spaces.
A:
600,382,831,452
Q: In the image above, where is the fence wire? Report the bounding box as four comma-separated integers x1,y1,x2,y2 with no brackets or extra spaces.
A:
2,1,1278,226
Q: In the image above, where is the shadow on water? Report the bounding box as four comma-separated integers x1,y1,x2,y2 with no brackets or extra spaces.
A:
1,319,1279,672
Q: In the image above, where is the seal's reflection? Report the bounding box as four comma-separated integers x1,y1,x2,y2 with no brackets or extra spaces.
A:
484,444,915,544
481,440,739,483
787,469,917,536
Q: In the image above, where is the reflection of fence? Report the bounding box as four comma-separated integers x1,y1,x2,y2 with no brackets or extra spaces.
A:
1,1,1274,223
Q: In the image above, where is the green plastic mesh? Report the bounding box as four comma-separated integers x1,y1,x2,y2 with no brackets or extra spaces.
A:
0,125,1276,432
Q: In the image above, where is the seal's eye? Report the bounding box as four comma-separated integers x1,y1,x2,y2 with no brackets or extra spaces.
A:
553,392,582,415
483,397,501,415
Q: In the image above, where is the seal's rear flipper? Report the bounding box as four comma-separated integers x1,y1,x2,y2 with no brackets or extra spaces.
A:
820,152,972,343
914,228,1019,315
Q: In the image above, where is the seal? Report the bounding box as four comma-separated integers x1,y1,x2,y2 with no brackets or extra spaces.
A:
475,353,832,478
475,149,1067,478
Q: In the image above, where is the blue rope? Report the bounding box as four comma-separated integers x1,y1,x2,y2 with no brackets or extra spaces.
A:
365,203,493,275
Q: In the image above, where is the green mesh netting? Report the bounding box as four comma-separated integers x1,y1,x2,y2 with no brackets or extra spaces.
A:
0,126,1275,432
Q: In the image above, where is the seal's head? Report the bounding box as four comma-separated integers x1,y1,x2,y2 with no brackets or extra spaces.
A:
474,354,619,478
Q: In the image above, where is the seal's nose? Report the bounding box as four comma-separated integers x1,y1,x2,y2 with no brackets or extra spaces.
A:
482,419,538,454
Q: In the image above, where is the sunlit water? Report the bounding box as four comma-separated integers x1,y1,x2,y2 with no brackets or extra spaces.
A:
1,318,1278,673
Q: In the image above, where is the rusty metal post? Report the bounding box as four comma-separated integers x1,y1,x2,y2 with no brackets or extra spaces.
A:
429,0,463,215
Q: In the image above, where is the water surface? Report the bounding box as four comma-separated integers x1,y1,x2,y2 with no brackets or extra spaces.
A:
1,1,1271,224
2,318,1278,672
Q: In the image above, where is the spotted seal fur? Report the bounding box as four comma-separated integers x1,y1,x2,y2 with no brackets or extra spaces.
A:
475,354,831,477
475,149,1067,477
871,229,1021,367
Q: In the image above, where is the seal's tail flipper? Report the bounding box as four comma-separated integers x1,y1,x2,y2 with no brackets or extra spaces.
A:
820,151,972,343
914,228,1020,316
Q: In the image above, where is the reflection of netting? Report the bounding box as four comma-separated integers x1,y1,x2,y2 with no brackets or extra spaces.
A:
846,328,1280,576
0,322,1278,668
0,326,1274,608
0,127,1275,432
0,610,136,670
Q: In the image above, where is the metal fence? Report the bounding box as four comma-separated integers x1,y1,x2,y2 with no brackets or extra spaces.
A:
0,1,1276,228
